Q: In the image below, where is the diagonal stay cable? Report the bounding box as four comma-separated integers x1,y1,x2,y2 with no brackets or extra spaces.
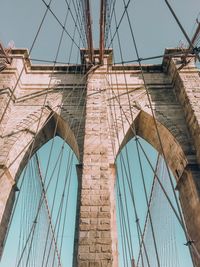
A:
43,153,73,267
137,139,188,230
105,61,148,267
41,144,65,267
107,0,131,48
0,47,86,184
0,0,54,126
14,85,86,267
72,0,87,47
104,66,190,262
48,151,74,267
65,0,84,45
121,1,198,263
136,152,160,266
105,65,150,266
135,139,161,267
35,153,62,267
116,180,129,266
2,1,90,266
117,160,134,262
98,58,141,265
138,139,199,265
105,0,199,263
15,8,74,264
58,152,74,259
105,69,182,225
113,49,196,64
0,0,83,184
3,13,86,263
7,47,196,66
105,0,196,235
126,3,199,260
105,0,117,46
13,45,87,267
164,0,200,61
41,0,80,49
39,0,74,190
63,0,86,47
23,72,86,267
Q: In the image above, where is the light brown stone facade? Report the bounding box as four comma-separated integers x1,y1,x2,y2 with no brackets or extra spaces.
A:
0,48,200,266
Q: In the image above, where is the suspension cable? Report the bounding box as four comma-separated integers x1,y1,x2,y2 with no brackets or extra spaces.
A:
41,0,80,49
164,0,200,61
119,1,198,263
0,0,54,126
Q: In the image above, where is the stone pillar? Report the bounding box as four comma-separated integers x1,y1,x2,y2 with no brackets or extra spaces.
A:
73,164,83,267
75,73,118,267
176,164,200,267
0,167,15,257
166,54,200,266
167,55,200,171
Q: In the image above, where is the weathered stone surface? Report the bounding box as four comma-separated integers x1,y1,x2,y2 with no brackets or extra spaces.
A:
74,72,118,267
0,48,200,266
0,168,15,256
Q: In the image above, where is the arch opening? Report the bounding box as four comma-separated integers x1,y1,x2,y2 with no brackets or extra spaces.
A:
12,111,80,183
1,136,79,267
0,109,82,260
116,110,189,182
115,136,194,267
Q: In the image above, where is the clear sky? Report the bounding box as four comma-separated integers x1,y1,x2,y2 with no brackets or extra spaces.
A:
0,0,200,63
0,0,200,266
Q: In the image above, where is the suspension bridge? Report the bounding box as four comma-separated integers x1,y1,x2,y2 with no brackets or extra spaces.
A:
0,0,200,266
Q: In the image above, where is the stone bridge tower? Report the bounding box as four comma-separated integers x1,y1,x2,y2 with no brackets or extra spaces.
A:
0,48,200,266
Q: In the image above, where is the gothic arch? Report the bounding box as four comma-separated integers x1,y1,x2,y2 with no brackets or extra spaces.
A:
116,110,200,265
0,109,80,255
13,112,79,182
117,110,188,181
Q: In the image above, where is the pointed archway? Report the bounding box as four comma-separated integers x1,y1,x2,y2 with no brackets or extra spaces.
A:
0,111,80,257
115,110,200,266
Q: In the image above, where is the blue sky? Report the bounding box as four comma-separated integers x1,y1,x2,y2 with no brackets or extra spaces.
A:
0,0,200,63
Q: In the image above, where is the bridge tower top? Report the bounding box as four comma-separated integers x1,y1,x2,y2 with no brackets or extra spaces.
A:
80,48,113,67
